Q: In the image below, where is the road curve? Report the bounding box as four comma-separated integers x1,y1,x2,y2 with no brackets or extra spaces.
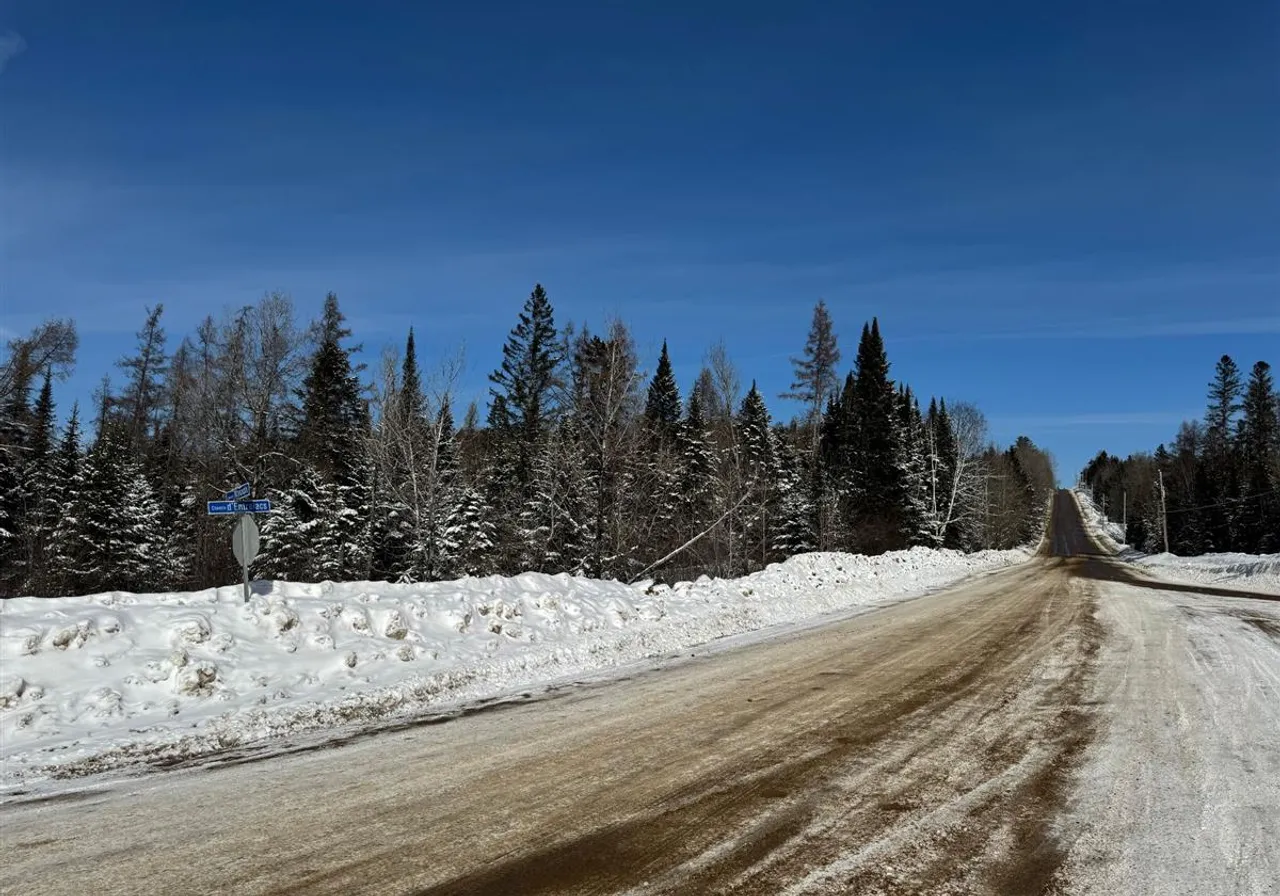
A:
3,492,1112,895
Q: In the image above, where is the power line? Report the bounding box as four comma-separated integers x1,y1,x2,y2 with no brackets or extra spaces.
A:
1164,487,1280,516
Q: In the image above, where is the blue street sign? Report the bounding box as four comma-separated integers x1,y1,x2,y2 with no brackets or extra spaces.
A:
207,499,272,515
224,482,251,501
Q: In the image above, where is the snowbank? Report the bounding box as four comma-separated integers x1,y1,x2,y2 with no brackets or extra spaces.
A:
0,547,1029,788
1130,552,1280,594
1072,487,1280,594
1071,488,1129,553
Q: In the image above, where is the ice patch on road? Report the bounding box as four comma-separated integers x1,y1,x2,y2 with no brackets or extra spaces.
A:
0,547,1029,788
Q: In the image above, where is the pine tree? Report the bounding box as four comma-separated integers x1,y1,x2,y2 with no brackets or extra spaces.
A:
929,399,961,548
0,359,31,594
399,327,427,425
16,371,59,592
847,319,907,554
782,299,841,443
773,485,817,557
1237,361,1279,551
644,340,682,438
298,294,368,480
52,423,173,594
488,284,563,487
738,382,777,479
898,388,934,546
115,304,169,449
676,387,717,551
518,420,591,574
259,466,326,581
292,294,371,579
737,382,780,570
444,485,496,577
1201,355,1244,550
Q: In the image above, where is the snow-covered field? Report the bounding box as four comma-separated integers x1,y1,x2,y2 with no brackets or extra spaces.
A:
0,547,1029,789
1072,488,1280,595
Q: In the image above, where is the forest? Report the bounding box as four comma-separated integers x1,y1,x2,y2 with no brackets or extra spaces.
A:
1082,355,1279,555
0,287,1056,598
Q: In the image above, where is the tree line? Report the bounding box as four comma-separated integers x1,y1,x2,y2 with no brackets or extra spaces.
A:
0,288,1055,597
1082,355,1279,555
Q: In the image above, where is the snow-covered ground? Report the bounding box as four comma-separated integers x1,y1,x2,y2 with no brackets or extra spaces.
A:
1072,488,1280,595
0,547,1029,789
1059,576,1280,894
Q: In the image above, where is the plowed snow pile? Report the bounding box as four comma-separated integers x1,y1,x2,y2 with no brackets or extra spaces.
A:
1072,489,1280,594
1,548,1027,787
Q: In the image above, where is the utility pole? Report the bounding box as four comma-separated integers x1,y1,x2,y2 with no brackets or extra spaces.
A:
1158,471,1170,554
1122,488,1127,538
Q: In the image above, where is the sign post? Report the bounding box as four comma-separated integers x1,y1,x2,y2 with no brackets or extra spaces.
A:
207,484,271,602
231,514,261,603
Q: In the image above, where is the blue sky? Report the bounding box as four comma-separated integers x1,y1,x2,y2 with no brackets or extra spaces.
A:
1,0,1276,481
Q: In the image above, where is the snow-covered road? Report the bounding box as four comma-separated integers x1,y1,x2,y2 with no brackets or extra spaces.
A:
1060,577,1280,895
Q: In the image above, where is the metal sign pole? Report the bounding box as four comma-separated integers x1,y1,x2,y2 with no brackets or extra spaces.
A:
231,512,261,604
239,513,251,603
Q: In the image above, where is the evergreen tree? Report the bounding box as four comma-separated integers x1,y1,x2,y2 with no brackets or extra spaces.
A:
847,319,907,554
292,294,370,579
898,388,934,546
115,304,169,449
1237,361,1279,551
488,284,563,486
518,419,591,574
399,327,427,425
931,399,961,548
53,423,173,594
773,485,817,556
444,485,496,577
676,387,717,552
644,339,682,437
39,406,82,595
1201,355,1244,550
782,299,841,442
0,360,31,593
738,382,777,479
297,294,368,480
737,382,780,569
16,371,60,592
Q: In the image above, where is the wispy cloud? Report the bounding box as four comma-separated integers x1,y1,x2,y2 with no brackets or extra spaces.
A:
0,30,25,73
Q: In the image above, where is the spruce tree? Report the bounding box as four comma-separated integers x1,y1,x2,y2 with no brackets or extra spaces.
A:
1202,355,1243,550
644,340,682,437
847,319,907,553
488,284,563,486
399,327,427,425
17,371,59,592
898,388,934,546
738,382,777,479
930,399,961,548
1237,361,1278,551
298,294,368,480
737,382,780,569
292,294,370,579
444,485,496,577
53,423,173,594
677,387,717,552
